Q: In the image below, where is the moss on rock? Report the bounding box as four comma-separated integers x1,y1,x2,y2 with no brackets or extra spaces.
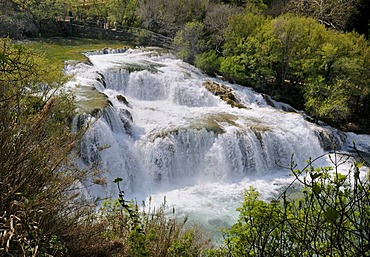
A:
203,80,247,109
75,85,109,115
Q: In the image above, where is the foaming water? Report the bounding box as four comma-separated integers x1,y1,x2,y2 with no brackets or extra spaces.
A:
66,48,370,240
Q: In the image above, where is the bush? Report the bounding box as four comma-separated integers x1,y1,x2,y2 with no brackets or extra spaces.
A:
195,50,221,75
0,38,93,256
220,152,370,256
173,22,206,64
97,179,212,257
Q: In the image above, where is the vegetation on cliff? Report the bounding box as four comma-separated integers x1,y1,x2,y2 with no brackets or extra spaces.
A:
189,13,370,127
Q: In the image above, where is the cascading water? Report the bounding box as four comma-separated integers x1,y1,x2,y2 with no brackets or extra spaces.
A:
65,48,370,240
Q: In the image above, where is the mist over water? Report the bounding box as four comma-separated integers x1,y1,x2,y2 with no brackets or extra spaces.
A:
65,48,370,241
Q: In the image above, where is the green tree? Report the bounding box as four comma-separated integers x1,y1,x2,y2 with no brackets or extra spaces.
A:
174,21,207,64
221,152,370,256
302,31,370,124
195,50,221,75
218,13,370,124
107,0,139,27
222,12,267,57
0,0,39,38
12,0,69,21
248,15,328,91
86,0,109,20
220,55,249,84
219,13,268,85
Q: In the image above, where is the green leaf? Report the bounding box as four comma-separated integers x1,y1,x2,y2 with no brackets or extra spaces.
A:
0,52,7,63
312,184,321,194
334,173,346,185
114,177,123,183
355,162,364,169
325,207,339,223
310,172,322,180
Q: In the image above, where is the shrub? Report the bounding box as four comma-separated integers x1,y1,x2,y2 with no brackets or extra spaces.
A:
174,22,207,64
97,179,212,257
195,50,221,75
220,151,370,256
0,38,94,256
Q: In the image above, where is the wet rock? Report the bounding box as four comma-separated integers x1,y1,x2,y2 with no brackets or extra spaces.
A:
96,72,107,88
116,94,129,106
203,80,247,109
315,127,346,151
119,109,133,122
79,134,102,166
262,94,296,112
90,108,101,118
118,109,133,135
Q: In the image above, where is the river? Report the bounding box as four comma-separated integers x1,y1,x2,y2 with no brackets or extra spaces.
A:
64,47,370,242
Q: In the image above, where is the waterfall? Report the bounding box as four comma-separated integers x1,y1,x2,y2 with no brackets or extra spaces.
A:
65,48,369,238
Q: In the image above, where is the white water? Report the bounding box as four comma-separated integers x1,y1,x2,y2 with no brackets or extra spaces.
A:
65,48,370,241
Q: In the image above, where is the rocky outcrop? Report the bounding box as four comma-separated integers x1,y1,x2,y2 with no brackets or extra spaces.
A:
203,80,247,109
116,94,129,106
262,94,297,112
75,85,110,116
314,127,346,151
118,109,133,135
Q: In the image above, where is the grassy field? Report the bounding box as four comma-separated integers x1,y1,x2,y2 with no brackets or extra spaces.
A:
22,37,131,67
20,37,131,114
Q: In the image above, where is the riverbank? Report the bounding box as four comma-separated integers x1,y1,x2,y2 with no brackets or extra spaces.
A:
341,120,370,135
20,37,132,67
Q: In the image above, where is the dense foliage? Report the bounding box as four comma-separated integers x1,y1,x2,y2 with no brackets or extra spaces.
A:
0,38,87,256
2,0,369,37
0,0,37,38
215,152,370,256
172,1,370,127
192,13,370,125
